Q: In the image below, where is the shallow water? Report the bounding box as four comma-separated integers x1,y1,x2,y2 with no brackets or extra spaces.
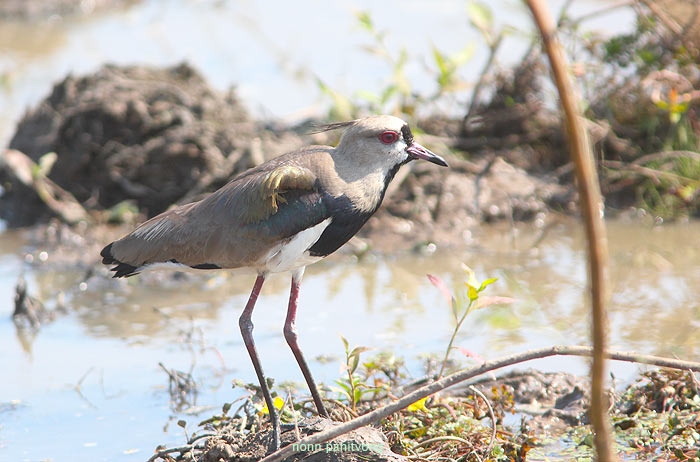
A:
1,217,699,460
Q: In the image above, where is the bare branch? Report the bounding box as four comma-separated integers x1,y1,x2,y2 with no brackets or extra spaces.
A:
260,346,700,462
524,0,614,459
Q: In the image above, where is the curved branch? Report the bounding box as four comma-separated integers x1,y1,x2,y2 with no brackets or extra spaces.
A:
632,150,700,166
469,385,496,455
260,346,700,462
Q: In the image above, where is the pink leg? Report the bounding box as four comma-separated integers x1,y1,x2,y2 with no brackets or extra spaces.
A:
283,267,329,417
238,273,280,451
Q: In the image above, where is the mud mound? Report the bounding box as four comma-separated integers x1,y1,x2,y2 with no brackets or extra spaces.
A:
3,63,303,226
365,155,570,249
150,417,406,462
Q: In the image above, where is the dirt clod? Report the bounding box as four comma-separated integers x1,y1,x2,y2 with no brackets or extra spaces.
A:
156,417,406,462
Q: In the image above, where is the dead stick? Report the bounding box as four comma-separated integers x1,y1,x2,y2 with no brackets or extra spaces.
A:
260,346,700,462
523,0,614,460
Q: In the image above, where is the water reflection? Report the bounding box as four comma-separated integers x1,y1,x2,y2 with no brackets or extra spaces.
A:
16,216,694,363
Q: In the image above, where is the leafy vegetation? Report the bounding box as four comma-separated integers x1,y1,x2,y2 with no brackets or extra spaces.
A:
316,8,476,121
317,2,700,221
334,335,384,414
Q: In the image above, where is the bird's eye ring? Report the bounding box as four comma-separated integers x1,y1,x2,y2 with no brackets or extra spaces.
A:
378,131,399,144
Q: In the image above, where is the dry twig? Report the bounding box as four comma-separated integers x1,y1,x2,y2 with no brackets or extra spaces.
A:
260,346,700,462
468,385,497,456
524,0,614,460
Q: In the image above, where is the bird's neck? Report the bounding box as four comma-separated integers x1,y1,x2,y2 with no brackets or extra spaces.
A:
329,149,405,214
340,164,402,215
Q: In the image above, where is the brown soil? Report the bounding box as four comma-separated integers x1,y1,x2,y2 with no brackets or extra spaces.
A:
149,369,700,461
178,417,407,462
4,63,303,225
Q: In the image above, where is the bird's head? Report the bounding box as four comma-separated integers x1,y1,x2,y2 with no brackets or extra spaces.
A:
320,115,448,177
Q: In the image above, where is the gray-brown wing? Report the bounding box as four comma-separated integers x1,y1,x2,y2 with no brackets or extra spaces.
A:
102,163,329,276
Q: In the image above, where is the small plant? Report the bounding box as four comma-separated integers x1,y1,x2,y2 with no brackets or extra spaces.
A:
317,9,476,121
381,391,524,461
334,335,382,413
428,265,513,379
362,351,406,390
586,5,700,220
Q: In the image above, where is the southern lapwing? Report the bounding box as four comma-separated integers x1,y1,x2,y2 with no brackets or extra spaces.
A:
100,115,447,450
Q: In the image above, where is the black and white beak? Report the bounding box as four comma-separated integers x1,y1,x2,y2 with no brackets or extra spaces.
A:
406,142,448,167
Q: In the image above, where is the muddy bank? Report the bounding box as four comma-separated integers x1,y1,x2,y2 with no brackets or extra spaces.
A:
147,369,700,461
0,62,570,251
4,63,286,225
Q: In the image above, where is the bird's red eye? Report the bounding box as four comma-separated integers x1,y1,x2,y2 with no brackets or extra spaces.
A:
378,131,399,144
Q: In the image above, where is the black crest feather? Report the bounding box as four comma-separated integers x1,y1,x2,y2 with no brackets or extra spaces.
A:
308,120,357,135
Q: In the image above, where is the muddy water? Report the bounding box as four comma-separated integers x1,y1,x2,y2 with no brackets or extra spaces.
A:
1,217,699,460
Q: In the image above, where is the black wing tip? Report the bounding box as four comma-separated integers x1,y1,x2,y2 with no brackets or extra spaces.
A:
110,263,140,278
100,242,139,278
100,243,116,264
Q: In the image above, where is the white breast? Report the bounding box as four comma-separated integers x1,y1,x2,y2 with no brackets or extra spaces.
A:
262,217,332,273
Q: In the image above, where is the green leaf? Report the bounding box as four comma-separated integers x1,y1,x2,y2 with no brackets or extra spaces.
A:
395,48,408,69
467,284,479,301
467,1,493,37
393,50,411,95
379,85,398,105
452,43,476,68
356,11,373,32
674,101,690,114
433,47,448,75
355,89,381,105
222,402,232,414
349,346,371,358
478,277,498,292
654,100,670,110
349,353,360,375
316,78,355,121
678,184,696,201
354,388,363,403
334,380,352,394
580,431,595,448
339,334,349,353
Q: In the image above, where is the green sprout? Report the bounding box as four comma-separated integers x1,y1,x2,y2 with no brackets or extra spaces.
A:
429,264,513,379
